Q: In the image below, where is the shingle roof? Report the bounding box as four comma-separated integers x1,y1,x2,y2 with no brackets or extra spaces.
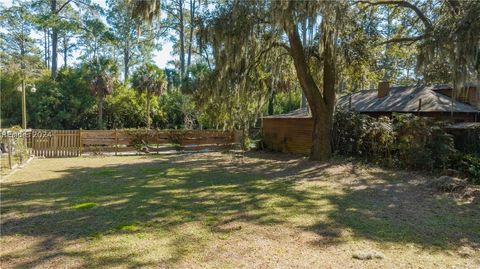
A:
263,107,310,118
264,85,480,119
337,85,479,113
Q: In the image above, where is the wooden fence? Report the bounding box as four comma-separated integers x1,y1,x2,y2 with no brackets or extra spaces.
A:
25,129,239,158
28,130,81,157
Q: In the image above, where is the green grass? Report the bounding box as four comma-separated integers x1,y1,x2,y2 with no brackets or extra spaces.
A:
72,202,98,209
1,153,478,268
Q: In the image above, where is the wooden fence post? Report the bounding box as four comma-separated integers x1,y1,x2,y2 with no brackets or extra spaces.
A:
115,128,118,156
8,137,13,169
79,128,82,156
53,130,58,157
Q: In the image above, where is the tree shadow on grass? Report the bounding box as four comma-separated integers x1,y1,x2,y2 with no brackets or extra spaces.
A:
306,169,480,250
1,153,479,268
0,154,320,268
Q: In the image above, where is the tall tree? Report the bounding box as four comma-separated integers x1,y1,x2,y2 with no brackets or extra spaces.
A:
77,16,115,62
198,0,346,160
131,63,167,128
358,0,480,87
0,3,43,128
107,0,162,82
86,57,117,129
35,0,97,79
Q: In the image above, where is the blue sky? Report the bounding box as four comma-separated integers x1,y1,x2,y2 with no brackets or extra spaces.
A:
3,0,174,68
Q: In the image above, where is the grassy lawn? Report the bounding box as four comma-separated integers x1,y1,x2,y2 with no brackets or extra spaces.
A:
1,152,479,268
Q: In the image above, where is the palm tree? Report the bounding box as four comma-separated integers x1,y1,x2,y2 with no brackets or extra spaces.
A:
86,57,118,129
131,63,167,128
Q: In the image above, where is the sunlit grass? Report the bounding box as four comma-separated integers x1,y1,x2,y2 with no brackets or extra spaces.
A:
0,154,478,268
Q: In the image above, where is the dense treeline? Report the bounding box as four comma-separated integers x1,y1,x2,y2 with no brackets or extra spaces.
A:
1,0,302,130
1,0,479,160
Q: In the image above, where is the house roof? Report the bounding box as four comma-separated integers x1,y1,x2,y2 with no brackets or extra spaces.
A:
337,85,480,113
263,107,310,118
446,122,480,130
263,85,480,119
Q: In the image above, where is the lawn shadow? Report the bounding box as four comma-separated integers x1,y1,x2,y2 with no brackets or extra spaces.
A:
0,153,320,268
307,169,480,250
1,152,479,268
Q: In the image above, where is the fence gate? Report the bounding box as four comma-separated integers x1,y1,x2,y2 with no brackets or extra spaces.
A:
29,130,81,158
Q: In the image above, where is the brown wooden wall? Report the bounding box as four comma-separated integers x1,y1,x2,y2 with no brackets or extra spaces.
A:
262,118,313,155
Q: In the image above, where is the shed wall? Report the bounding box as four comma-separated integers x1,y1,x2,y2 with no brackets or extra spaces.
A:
262,118,313,155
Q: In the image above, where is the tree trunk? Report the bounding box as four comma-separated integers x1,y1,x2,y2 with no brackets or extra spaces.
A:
268,78,275,115
300,18,308,109
47,29,50,68
187,0,195,69
98,95,104,129
51,0,58,79
63,34,68,68
44,29,48,67
146,91,151,128
268,92,275,115
179,0,185,79
124,46,130,82
286,22,335,161
310,111,332,160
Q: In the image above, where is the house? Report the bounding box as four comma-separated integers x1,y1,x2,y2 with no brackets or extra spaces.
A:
336,82,480,122
262,82,480,155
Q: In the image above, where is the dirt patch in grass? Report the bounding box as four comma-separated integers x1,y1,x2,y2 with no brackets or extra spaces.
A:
1,152,479,268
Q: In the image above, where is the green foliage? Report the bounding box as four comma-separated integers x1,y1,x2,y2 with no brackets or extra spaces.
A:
333,111,394,164
333,111,456,170
131,63,166,96
103,85,146,128
459,155,480,184
85,57,118,97
131,63,167,128
0,127,30,166
158,89,196,129
393,113,435,169
0,71,22,127
125,129,186,151
271,90,301,115
28,68,97,129
125,128,157,150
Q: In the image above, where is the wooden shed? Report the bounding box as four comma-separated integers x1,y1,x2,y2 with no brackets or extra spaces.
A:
262,108,312,155
262,83,480,155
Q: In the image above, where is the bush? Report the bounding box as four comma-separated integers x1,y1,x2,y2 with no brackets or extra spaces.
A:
333,111,456,170
333,110,394,165
459,154,480,184
0,126,30,166
332,110,372,156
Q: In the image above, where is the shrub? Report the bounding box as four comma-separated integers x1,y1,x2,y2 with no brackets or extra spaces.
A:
459,154,480,184
333,111,394,164
365,116,395,164
0,126,30,166
332,110,372,156
332,111,457,170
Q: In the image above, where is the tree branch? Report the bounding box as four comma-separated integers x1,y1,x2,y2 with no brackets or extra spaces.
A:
377,35,426,45
445,0,460,16
272,42,291,53
56,0,73,13
356,0,433,31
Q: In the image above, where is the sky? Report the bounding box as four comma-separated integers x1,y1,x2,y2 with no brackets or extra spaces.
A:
3,0,175,68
